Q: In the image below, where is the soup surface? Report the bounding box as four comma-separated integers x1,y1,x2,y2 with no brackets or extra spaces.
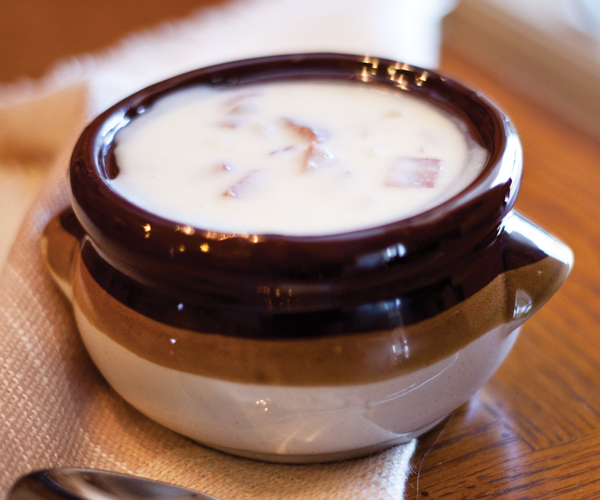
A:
111,81,487,235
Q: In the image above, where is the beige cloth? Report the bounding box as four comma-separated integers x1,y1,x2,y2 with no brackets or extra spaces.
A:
0,0,461,496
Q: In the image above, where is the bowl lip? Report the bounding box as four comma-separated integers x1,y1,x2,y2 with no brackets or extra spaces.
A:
70,52,520,271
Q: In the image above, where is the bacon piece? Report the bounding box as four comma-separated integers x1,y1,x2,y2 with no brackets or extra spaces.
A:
384,108,407,118
223,169,267,198
216,118,244,129
224,93,261,106
386,158,441,188
217,119,269,133
229,103,256,115
283,118,328,143
223,93,261,115
269,145,301,156
304,143,334,172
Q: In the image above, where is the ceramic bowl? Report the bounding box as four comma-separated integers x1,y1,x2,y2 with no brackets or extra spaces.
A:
43,53,572,463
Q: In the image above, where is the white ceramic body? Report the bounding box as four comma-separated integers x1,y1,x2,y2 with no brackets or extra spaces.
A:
66,282,520,462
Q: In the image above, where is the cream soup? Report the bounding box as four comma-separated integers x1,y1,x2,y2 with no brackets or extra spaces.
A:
111,81,487,235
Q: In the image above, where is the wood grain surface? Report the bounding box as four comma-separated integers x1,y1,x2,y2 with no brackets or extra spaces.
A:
2,2,600,498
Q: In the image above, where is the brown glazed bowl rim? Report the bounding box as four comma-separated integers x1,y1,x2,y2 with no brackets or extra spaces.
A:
69,53,521,297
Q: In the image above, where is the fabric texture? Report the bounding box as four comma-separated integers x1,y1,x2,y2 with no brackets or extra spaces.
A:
0,0,454,496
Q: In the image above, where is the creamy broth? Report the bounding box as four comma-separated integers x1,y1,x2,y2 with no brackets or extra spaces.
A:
111,81,487,235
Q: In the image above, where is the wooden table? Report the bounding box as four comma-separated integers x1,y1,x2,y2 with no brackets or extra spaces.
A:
2,2,600,498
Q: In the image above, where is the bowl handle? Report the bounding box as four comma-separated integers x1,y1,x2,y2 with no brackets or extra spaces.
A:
502,211,573,326
41,207,86,301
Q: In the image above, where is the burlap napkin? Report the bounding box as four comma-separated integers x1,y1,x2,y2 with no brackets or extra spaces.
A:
0,0,456,496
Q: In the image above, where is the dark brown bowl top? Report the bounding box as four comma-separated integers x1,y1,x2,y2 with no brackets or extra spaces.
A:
68,53,525,337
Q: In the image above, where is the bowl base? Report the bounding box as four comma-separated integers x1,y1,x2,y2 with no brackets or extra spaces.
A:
202,417,444,463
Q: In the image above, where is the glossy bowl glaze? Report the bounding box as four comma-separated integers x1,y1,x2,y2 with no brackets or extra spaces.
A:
42,53,573,463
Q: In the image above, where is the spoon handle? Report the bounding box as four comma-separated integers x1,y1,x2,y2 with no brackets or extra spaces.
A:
8,468,222,500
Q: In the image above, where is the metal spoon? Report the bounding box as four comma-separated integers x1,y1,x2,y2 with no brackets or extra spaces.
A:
8,468,222,500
